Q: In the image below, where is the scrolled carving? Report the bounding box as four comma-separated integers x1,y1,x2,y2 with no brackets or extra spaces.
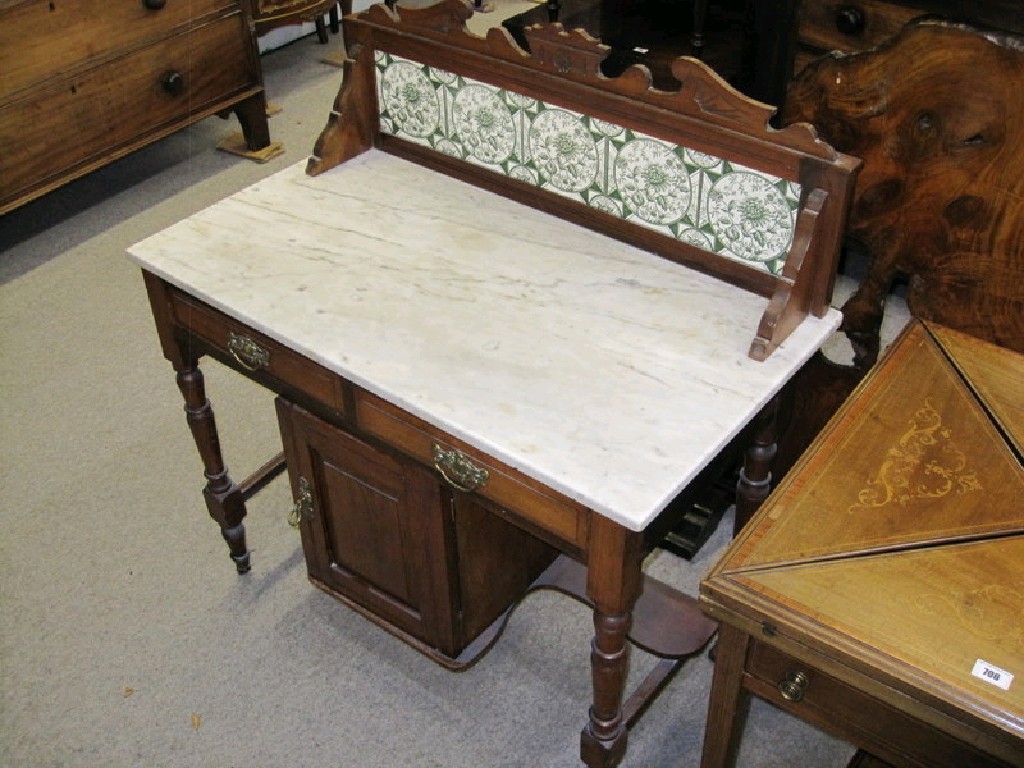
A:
522,23,609,78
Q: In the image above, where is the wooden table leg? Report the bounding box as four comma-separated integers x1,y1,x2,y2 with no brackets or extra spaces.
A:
700,624,752,768
175,360,251,574
734,395,778,534
580,516,644,768
142,272,251,574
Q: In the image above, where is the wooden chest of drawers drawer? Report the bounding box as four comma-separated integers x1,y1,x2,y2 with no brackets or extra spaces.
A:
0,11,260,208
0,0,237,99
0,1,270,215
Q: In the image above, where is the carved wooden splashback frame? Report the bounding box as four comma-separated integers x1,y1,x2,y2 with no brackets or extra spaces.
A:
308,0,861,360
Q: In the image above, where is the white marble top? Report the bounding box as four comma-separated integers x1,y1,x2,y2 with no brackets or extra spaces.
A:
128,151,840,532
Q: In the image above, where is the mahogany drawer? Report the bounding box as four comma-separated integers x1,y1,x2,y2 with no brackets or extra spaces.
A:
797,0,925,55
170,294,348,418
354,389,588,551
0,10,259,208
0,0,237,99
747,640,1012,768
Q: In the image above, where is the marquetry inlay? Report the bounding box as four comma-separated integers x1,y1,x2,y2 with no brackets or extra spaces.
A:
851,399,983,511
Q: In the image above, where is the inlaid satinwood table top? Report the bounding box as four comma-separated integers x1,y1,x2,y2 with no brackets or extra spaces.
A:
705,320,1024,751
127,150,839,532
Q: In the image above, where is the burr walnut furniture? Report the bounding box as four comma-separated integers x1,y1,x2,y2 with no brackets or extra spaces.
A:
790,0,1024,79
769,20,1024,478
0,0,273,215
129,1,858,765
738,0,1024,108
699,319,1024,768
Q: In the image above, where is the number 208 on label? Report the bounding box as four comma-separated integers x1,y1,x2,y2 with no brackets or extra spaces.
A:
972,659,1014,691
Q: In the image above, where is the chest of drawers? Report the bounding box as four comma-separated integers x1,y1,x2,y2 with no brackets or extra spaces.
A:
0,0,272,214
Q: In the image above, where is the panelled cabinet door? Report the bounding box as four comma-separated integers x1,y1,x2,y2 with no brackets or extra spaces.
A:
275,398,460,654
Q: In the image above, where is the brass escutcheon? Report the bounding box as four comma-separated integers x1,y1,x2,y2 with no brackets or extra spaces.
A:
227,332,270,371
432,444,488,493
287,477,314,528
778,670,809,703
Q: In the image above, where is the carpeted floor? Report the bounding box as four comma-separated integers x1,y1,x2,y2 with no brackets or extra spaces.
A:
1,7,860,767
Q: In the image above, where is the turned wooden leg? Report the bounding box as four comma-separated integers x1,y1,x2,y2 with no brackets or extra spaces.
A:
734,396,778,534
580,517,643,768
700,624,752,768
176,362,251,574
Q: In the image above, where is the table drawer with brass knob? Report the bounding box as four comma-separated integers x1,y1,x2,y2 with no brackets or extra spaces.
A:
745,640,1010,768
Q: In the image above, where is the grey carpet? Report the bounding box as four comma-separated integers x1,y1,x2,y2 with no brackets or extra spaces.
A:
1,12,856,767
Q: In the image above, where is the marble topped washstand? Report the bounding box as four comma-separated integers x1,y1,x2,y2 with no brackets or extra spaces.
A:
130,151,840,534
128,4,858,766
130,149,839,765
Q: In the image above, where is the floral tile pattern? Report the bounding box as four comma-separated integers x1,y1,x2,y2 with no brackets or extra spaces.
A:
376,52,801,275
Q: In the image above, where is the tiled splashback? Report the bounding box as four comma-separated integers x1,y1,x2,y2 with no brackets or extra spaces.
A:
376,52,801,276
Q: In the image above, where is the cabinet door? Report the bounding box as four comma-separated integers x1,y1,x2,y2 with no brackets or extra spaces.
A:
275,399,459,653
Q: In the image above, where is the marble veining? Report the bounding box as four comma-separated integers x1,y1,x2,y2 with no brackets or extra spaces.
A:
128,151,840,531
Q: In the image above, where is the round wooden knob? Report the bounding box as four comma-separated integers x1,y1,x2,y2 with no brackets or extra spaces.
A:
143,0,167,9
834,5,866,36
161,70,185,96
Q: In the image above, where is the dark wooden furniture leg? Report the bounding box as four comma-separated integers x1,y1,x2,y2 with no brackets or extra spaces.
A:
175,361,252,573
142,271,252,574
580,516,644,768
231,91,272,151
691,0,709,57
315,15,329,43
734,396,778,534
700,624,752,768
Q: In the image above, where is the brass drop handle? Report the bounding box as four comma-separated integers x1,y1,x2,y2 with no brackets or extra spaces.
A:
227,332,270,371
161,70,185,96
143,0,167,9
432,444,489,493
287,477,314,528
778,670,810,703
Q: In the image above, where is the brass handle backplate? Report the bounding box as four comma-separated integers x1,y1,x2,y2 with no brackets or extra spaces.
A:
433,444,488,492
778,670,809,703
227,332,270,371
287,477,314,528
